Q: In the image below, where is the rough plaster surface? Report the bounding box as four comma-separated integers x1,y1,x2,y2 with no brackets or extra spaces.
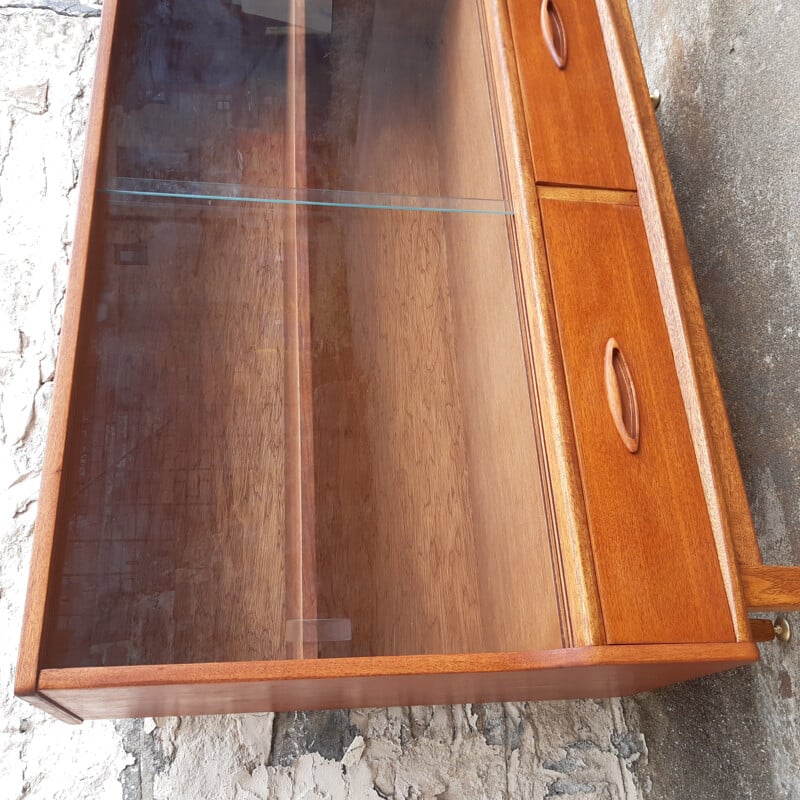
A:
0,1,796,798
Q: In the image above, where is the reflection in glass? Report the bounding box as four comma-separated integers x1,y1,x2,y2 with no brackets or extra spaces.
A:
44,0,562,668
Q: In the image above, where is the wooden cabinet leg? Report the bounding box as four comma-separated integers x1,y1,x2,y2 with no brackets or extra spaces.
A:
749,618,776,642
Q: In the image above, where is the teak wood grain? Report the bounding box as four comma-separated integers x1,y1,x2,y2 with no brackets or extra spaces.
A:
748,618,776,643
36,643,758,720
741,565,800,612
541,198,735,645
507,0,636,190
285,0,318,661
433,0,564,654
307,0,562,657
481,0,606,647
536,185,638,207
37,0,307,669
16,0,789,724
594,0,764,578
46,200,291,667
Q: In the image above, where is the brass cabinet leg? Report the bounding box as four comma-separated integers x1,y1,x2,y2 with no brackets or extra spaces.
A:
649,89,661,110
774,617,792,643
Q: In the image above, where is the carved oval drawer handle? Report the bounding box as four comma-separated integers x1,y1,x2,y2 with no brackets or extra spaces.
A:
604,338,640,453
540,0,568,70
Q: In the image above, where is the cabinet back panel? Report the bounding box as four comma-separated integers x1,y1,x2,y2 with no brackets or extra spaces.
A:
45,200,293,668
309,205,563,656
44,0,295,668
307,0,563,657
41,0,564,668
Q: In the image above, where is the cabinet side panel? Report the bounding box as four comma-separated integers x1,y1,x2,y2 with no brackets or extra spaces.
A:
435,0,563,654
480,0,606,646
15,0,120,702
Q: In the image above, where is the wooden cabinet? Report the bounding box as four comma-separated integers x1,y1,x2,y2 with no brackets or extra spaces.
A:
15,0,800,723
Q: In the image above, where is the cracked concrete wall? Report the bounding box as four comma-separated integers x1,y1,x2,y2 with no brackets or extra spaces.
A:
0,1,797,798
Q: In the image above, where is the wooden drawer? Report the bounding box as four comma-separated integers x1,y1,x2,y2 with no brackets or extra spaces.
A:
540,196,734,644
507,0,636,190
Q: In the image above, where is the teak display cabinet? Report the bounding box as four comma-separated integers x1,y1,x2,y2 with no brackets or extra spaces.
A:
16,0,800,723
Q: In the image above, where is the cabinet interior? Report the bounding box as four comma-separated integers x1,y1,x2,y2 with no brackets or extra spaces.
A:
43,0,563,669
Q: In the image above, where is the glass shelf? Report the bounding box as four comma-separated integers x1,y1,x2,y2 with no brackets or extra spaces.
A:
102,178,512,215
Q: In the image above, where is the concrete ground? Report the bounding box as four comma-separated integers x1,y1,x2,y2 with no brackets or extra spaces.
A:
0,1,797,798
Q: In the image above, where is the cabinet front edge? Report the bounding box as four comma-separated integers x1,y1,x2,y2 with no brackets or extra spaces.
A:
36,643,758,720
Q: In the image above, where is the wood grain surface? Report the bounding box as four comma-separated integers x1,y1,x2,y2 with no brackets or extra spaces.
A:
284,0,318,661
594,0,764,587
44,197,290,667
37,642,758,720
307,0,562,657
536,185,638,207
748,618,776,643
437,0,562,654
480,0,606,647
40,2,297,668
17,0,773,724
541,198,735,645
507,0,635,189
741,565,800,612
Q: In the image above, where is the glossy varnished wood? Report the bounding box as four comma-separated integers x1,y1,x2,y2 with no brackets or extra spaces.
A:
46,199,291,667
34,1,300,669
481,0,605,647
594,0,764,587
433,0,564,654
541,198,735,644
37,643,758,720
507,0,635,189
307,0,562,657
748,618,776,643
17,0,786,724
536,185,637,206
285,0,318,661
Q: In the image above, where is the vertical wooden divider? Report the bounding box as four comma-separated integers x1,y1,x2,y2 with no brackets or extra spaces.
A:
285,0,318,659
